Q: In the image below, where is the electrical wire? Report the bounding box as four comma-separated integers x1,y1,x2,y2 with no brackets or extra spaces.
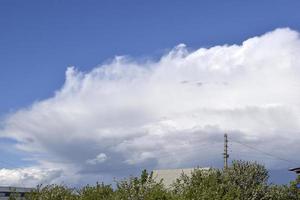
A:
98,142,220,173
231,139,300,166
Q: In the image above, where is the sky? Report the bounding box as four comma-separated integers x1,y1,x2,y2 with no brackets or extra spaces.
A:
1,0,300,186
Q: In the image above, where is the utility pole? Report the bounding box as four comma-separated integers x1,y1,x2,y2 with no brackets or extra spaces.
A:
224,133,229,169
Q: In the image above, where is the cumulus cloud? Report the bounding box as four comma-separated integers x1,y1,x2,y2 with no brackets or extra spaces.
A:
86,153,108,165
1,28,300,186
0,167,62,186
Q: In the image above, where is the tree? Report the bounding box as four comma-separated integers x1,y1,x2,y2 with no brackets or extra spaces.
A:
172,160,270,200
286,176,300,200
8,188,19,200
23,160,300,200
172,168,226,200
115,169,175,200
77,182,114,200
265,185,292,200
222,160,269,200
25,184,77,200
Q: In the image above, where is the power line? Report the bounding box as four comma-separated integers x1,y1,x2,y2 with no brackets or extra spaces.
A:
231,139,300,166
97,142,221,173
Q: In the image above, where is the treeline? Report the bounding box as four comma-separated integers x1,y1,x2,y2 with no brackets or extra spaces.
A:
11,160,300,200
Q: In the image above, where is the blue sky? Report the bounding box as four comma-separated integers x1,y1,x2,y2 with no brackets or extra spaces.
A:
1,0,300,185
1,0,300,115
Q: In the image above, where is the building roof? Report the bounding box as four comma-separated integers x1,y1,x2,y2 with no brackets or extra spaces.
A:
152,167,209,187
289,167,300,174
0,187,33,193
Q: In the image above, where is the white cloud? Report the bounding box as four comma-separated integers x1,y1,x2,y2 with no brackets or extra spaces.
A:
86,153,108,165
0,167,62,187
1,28,300,186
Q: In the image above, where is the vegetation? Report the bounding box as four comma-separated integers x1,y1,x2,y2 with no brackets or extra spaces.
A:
14,160,300,200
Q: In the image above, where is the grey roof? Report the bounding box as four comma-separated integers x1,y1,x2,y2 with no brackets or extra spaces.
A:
289,167,300,174
0,187,33,193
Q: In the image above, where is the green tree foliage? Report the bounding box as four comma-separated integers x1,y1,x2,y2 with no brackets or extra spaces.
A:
265,185,292,200
222,160,269,199
115,169,175,200
23,161,300,200
172,160,297,200
8,188,19,200
77,182,114,200
25,184,77,200
172,168,226,200
285,176,300,200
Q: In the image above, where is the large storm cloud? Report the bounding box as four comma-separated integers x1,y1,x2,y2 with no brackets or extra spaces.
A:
1,28,300,186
